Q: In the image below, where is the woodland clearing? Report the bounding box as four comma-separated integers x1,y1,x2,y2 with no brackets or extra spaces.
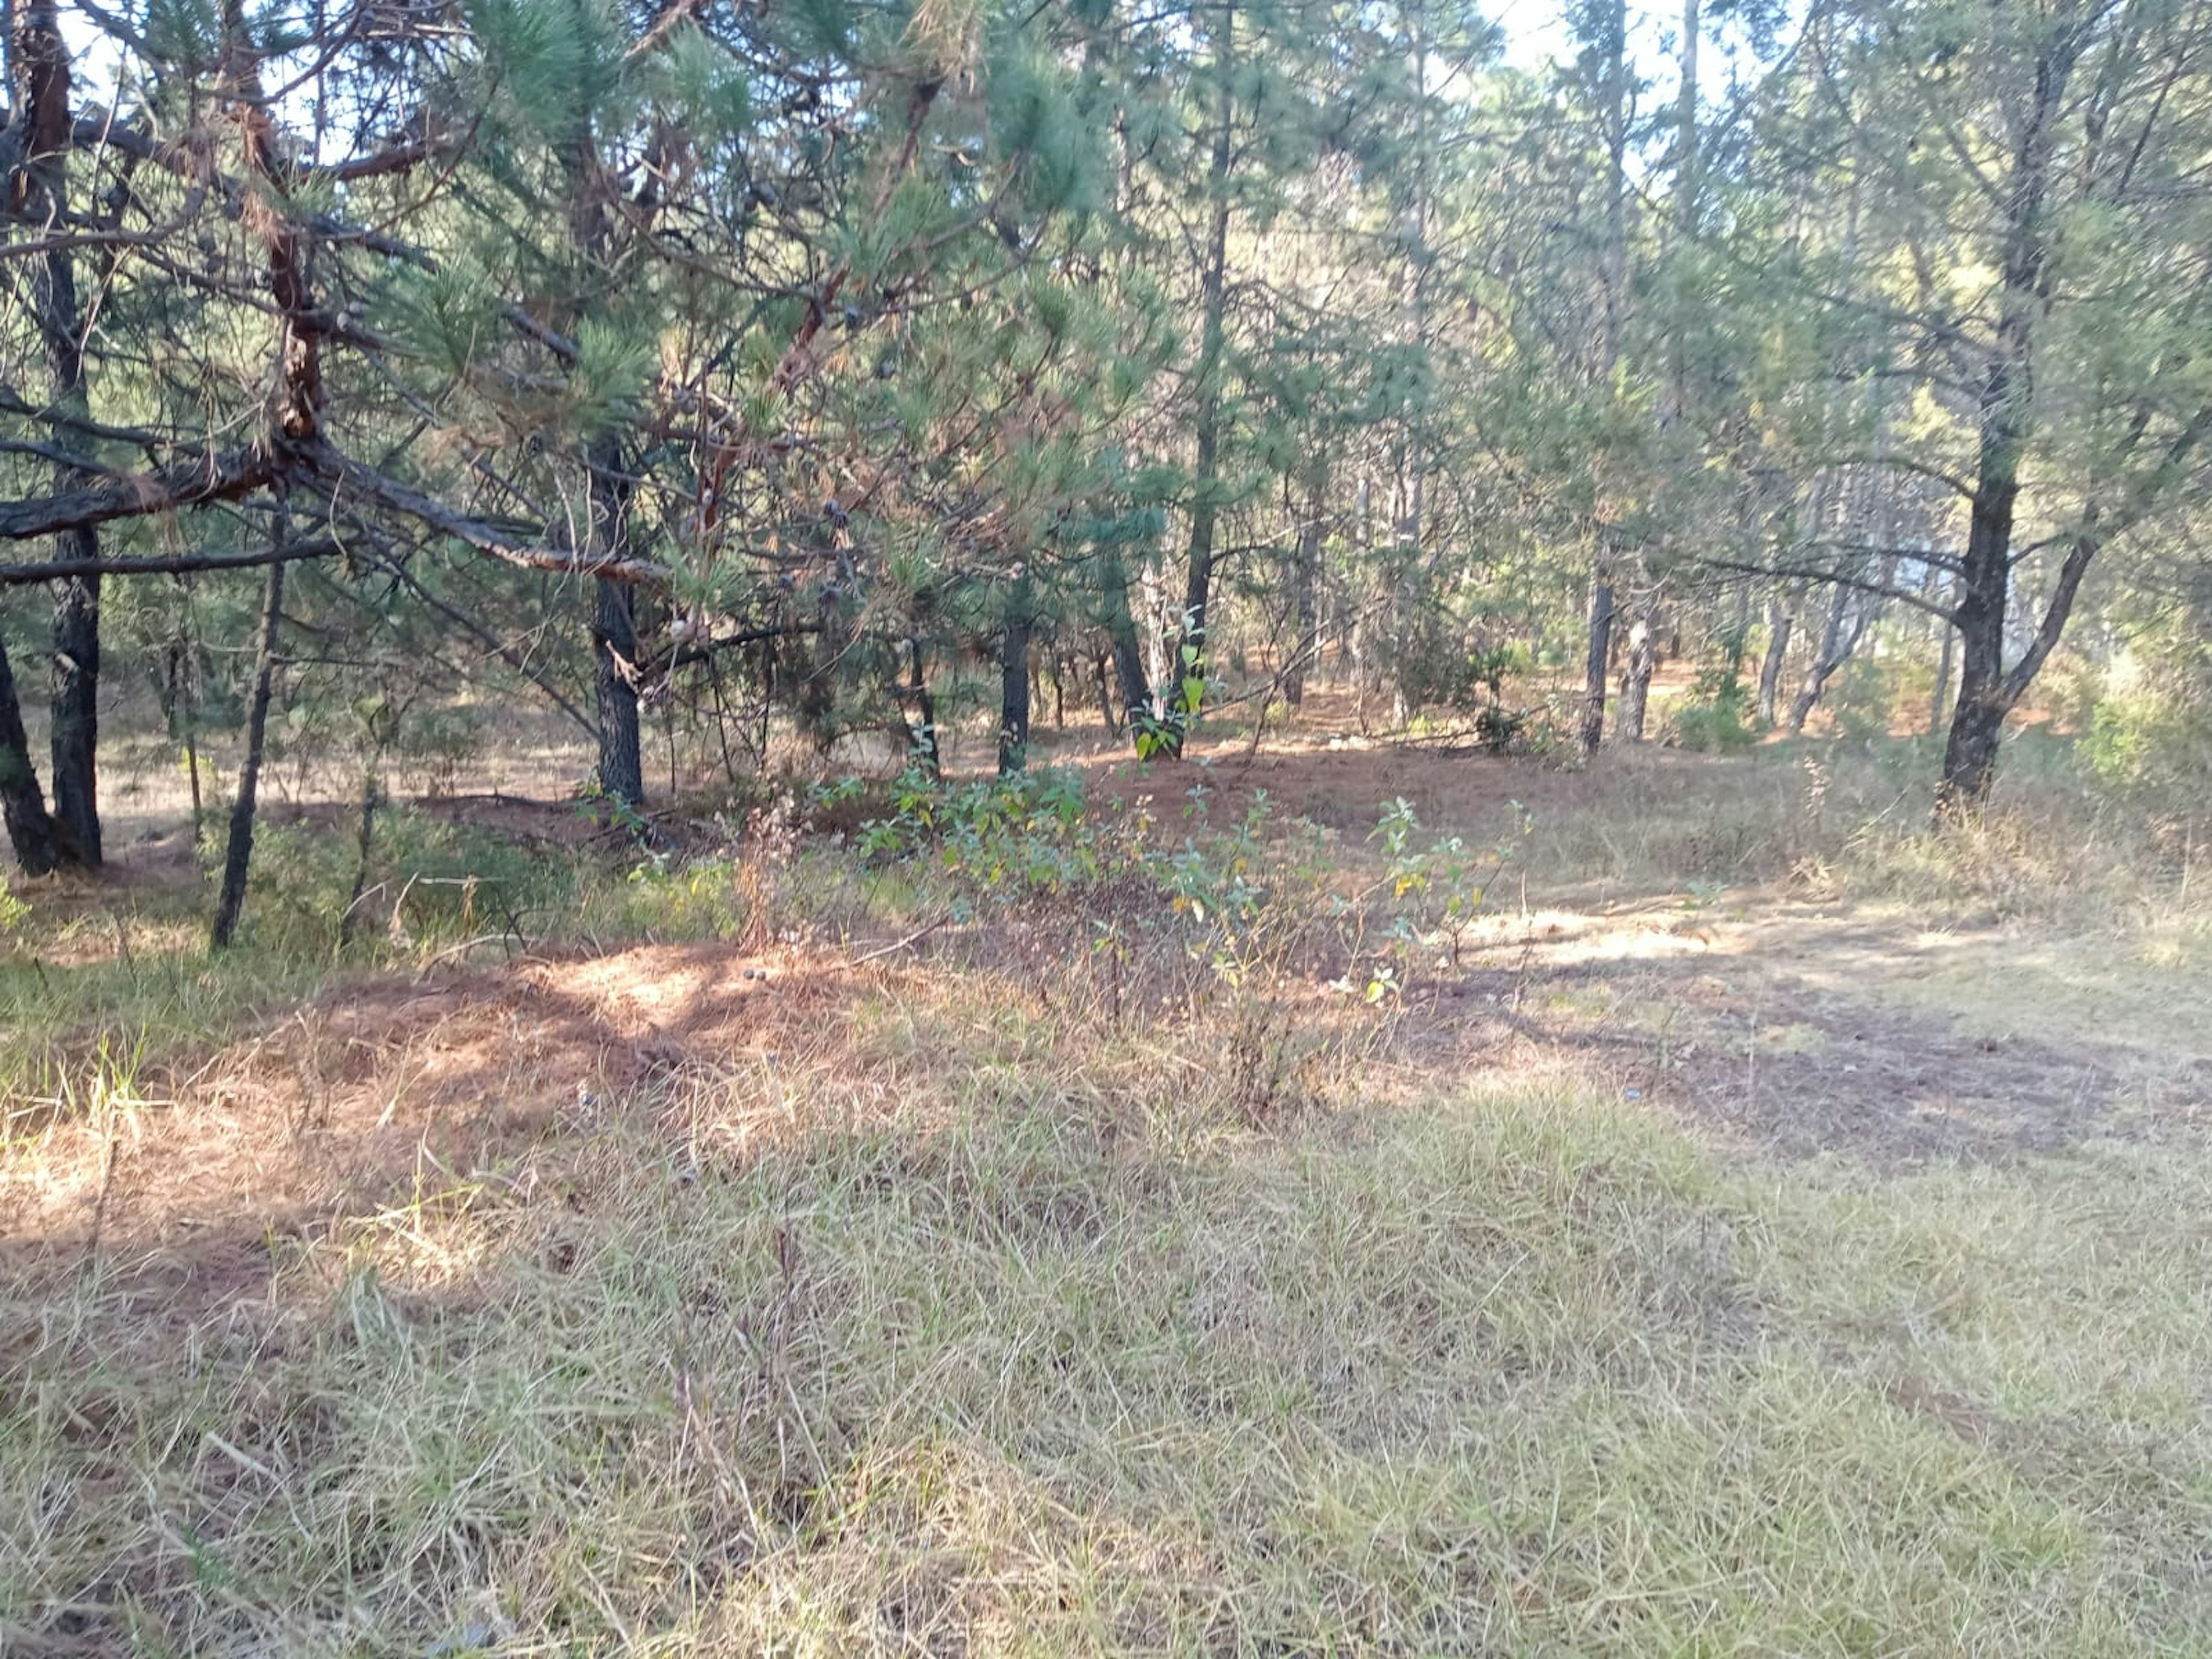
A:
5,719,2210,1658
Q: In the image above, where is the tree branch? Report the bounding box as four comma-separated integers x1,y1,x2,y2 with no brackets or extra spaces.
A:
0,445,277,540
1692,554,1956,622
316,449,674,585
0,535,342,586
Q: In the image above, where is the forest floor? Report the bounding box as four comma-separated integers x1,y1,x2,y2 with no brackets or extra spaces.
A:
4,719,2211,1656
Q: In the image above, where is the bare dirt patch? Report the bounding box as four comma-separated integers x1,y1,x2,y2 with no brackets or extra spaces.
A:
0,941,851,1305
1395,900,2212,1166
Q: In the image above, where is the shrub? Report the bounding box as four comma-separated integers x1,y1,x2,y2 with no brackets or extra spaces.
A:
240,808,576,953
1666,653,1757,753
1824,656,1895,742
2082,639,2212,824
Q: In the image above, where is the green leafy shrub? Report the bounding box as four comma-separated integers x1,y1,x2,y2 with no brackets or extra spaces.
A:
1666,654,1757,753
2082,640,2212,823
1369,796,1527,978
243,808,575,952
1824,656,1896,742
857,763,1124,904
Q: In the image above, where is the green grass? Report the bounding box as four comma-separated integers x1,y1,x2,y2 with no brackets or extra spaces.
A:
0,925,337,1138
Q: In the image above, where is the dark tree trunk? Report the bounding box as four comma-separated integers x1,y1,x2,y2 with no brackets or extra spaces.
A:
562,132,646,810
48,552,99,863
1285,453,1325,708
800,588,846,748
1100,553,1153,736
1161,1,1235,760
1934,26,2079,820
0,631,59,876
1577,556,1615,759
1092,650,1119,737
1756,596,1794,728
1934,490,2019,810
1938,360,2029,816
998,600,1033,777
1938,663,2007,816
210,559,285,950
587,434,644,808
593,571,644,808
14,2,102,866
907,637,940,779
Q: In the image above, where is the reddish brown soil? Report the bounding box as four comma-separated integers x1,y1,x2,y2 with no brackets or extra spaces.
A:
0,942,860,1306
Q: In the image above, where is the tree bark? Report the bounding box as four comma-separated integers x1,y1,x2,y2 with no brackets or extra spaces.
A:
1756,594,1794,728
1787,579,1855,733
48,548,98,863
14,1,102,866
561,126,648,810
340,762,380,949
1934,28,2078,820
1160,0,1236,759
585,433,645,808
0,630,59,876
1099,552,1153,733
1577,0,1628,763
1092,649,1118,736
1577,553,1615,759
906,637,939,779
592,549,645,808
1285,452,1325,707
998,590,1033,776
210,559,285,950
1619,584,1654,738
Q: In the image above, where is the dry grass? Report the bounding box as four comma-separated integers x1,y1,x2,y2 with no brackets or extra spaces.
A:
4,732,2211,1656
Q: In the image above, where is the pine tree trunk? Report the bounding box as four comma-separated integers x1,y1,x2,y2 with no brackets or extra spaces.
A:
1093,650,1120,737
1618,597,1659,743
16,2,102,867
1577,0,1628,763
1617,643,1653,744
800,588,844,749
1938,517,2014,817
1577,555,1615,759
563,132,646,810
588,442,645,808
210,560,285,950
1939,657,2006,815
1934,26,2075,821
593,575,643,806
0,631,59,876
1285,453,1325,708
1100,553,1153,733
907,638,940,779
49,555,99,863
1756,596,1793,727
998,599,1033,777
1787,581,1854,733
1161,0,1236,760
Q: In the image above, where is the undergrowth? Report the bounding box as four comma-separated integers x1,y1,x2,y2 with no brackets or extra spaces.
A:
3,746,2211,1654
